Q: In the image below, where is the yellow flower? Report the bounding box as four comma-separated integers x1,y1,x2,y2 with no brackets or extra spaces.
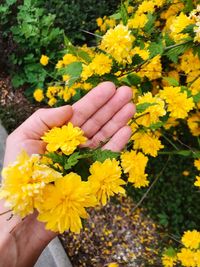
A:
42,122,87,155
40,55,49,66
62,74,70,82
46,86,63,99
99,25,134,64
132,131,164,157
136,1,155,15
182,170,190,176
189,77,200,96
96,17,103,27
108,263,119,267
135,92,166,127
177,248,196,267
138,55,162,80
81,64,94,81
121,150,149,188
81,54,112,81
160,86,195,119
0,151,61,217
37,173,97,233
33,88,44,102
181,230,200,249
187,112,200,136
88,159,125,206
63,86,76,102
128,14,148,29
55,60,64,69
162,254,177,267
194,176,200,187
48,97,57,107
194,159,200,171
170,12,194,42
62,54,77,65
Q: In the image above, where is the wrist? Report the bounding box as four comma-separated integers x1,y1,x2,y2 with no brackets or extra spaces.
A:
0,200,56,267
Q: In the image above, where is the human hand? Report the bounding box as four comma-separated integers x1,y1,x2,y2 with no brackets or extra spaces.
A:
0,82,135,267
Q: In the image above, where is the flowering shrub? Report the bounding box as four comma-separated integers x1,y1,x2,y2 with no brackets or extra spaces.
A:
1,0,200,265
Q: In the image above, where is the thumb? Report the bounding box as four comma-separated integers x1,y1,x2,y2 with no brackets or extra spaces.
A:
15,105,73,139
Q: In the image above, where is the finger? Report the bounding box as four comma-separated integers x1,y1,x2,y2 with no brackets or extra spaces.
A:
86,103,135,148
81,86,133,138
70,81,116,127
13,105,73,140
102,126,132,152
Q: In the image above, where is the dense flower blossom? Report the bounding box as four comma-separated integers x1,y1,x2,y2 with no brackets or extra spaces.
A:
0,151,61,217
194,176,200,187
177,248,196,267
170,12,194,42
135,92,166,127
132,131,164,157
99,25,134,64
159,86,195,119
40,55,49,66
81,54,112,80
181,230,200,249
128,14,148,29
162,254,177,267
37,172,97,233
33,88,44,102
121,150,149,188
42,123,87,155
88,159,125,206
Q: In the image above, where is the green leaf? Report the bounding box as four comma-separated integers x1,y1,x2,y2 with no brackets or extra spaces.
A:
144,13,156,33
181,24,195,35
163,77,179,86
165,42,192,63
92,149,120,163
136,102,158,113
193,92,200,103
58,62,83,86
148,42,164,58
149,121,164,131
64,152,82,170
120,2,128,25
44,152,64,165
164,247,177,258
110,12,121,20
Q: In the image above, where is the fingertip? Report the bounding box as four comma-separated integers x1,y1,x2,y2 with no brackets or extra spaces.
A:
96,81,116,95
117,85,133,100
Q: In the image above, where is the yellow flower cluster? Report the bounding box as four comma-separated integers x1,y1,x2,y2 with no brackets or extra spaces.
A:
163,230,200,267
37,172,97,233
42,122,87,155
88,159,125,206
159,86,195,119
0,151,61,217
132,131,164,157
135,92,166,127
170,12,194,42
99,24,134,64
81,53,112,81
121,150,149,188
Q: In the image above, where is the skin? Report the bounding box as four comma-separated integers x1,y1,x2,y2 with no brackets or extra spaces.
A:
0,82,135,267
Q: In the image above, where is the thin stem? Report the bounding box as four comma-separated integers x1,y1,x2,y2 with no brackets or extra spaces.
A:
132,156,170,212
162,134,179,151
81,30,103,39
